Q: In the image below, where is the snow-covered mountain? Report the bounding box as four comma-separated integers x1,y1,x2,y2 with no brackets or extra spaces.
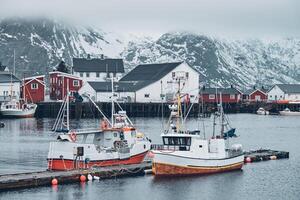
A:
122,32,300,88
0,17,125,77
0,18,299,88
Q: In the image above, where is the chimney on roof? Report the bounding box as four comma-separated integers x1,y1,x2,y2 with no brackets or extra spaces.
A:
87,54,91,59
203,86,206,90
100,54,104,60
261,86,265,90
230,85,233,88
253,85,256,90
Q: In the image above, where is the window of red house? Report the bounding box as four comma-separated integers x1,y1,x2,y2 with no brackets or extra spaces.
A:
209,94,215,99
230,94,235,99
31,83,38,89
73,80,79,87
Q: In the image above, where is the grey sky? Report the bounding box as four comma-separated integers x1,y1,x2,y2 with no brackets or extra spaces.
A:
0,0,299,38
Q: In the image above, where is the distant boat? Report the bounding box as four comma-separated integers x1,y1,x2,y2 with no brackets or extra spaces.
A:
279,108,300,116
0,99,37,118
257,107,269,115
0,73,37,118
0,122,4,128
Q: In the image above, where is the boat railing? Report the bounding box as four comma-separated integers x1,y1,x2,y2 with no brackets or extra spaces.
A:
151,144,190,151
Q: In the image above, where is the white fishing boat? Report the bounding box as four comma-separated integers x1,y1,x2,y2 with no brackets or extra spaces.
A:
256,107,269,115
0,73,37,118
0,100,37,118
151,75,243,176
279,108,300,116
47,79,151,170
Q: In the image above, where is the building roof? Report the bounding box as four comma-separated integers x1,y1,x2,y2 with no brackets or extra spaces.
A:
49,71,82,80
200,87,241,95
243,87,268,95
88,81,151,92
272,84,300,94
0,66,8,71
0,73,21,83
73,58,124,73
120,62,183,82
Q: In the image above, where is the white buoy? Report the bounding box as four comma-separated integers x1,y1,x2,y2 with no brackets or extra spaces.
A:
87,174,93,181
93,176,100,180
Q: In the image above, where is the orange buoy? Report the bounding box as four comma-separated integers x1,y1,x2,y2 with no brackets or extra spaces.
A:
80,175,86,182
245,157,252,163
51,178,58,185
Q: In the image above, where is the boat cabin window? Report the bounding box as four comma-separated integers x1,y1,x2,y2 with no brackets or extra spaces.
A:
163,137,191,146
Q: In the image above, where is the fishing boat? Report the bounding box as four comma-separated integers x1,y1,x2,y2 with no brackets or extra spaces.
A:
256,107,269,115
0,74,37,118
279,108,300,116
0,100,37,118
47,79,151,171
151,76,243,176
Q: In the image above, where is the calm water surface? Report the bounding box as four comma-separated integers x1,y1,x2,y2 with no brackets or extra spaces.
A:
0,114,299,200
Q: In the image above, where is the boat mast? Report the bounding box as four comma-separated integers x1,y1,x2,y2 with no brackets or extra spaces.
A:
13,50,15,76
220,92,224,137
111,77,115,127
66,79,70,131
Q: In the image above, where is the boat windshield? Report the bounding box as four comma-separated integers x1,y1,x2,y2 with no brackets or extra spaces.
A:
163,136,191,146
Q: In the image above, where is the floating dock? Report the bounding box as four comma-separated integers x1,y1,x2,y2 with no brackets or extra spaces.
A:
0,162,151,191
244,149,289,163
0,149,290,191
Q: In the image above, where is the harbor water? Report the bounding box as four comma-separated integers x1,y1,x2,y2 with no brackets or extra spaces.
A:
0,114,299,200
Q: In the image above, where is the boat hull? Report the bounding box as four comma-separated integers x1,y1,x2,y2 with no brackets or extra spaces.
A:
152,152,244,176
0,106,37,118
279,111,300,116
47,151,149,171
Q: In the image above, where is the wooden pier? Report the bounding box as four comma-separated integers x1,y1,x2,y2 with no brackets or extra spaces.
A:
244,149,289,163
32,101,300,119
0,149,289,191
0,162,151,191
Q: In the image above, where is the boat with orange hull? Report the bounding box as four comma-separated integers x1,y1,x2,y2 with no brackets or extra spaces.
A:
152,161,244,176
151,75,243,176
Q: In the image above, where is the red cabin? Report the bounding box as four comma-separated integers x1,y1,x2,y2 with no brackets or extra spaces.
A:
20,75,45,103
249,89,268,102
242,87,268,102
200,87,242,103
49,71,83,100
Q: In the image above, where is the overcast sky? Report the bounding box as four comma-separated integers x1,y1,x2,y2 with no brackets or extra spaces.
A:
0,0,299,38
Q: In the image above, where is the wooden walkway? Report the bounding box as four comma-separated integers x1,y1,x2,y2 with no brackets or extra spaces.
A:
244,149,289,163
0,162,152,191
0,149,289,191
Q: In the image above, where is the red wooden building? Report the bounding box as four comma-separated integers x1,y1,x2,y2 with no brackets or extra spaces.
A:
49,71,83,100
21,75,45,103
200,86,242,103
242,87,268,102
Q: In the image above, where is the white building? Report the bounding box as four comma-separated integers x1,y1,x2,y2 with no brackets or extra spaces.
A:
0,73,21,102
79,62,200,103
267,84,300,101
72,57,125,82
